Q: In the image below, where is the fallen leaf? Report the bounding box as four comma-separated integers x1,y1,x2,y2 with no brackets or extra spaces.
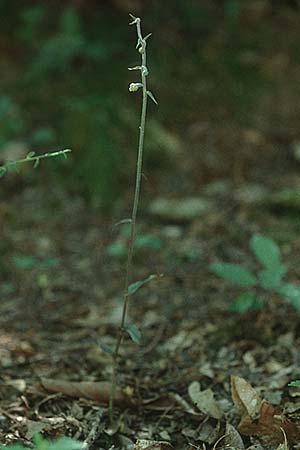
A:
188,381,223,419
231,377,300,445
224,423,244,450
40,379,134,407
231,375,261,419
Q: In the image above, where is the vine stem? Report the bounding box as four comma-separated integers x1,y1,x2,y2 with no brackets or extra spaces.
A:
109,16,149,423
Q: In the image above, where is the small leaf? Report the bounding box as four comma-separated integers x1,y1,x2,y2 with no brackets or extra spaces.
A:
106,241,127,257
135,233,162,250
13,255,38,268
210,263,256,286
128,274,158,296
288,380,300,387
34,158,40,168
258,265,286,290
26,151,36,159
147,90,158,105
230,292,264,313
8,161,19,173
250,234,281,270
0,166,7,178
124,322,141,344
278,283,300,310
99,343,114,355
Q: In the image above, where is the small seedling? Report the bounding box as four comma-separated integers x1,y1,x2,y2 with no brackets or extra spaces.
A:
210,234,300,313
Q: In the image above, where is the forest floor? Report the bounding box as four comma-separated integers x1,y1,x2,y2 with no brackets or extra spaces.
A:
1,135,300,450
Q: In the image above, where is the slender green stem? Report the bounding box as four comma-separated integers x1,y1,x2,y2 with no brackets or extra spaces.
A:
109,16,149,423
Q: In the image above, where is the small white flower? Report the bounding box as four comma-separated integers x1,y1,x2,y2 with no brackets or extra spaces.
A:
129,82,142,92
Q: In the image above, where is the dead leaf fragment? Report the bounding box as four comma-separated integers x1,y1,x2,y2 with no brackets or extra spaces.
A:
188,381,223,419
224,423,245,450
231,375,261,419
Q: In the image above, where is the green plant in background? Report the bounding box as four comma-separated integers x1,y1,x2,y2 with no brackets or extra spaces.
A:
108,15,158,422
210,234,300,313
0,148,71,178
0,434,84,450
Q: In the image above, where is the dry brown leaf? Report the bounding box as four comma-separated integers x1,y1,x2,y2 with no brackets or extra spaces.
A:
231,377,300,446
239,400,300,445
231,375,261,419
188,381,223,419
40,378,134,407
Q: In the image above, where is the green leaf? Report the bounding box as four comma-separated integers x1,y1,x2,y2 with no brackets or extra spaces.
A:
26,151,36,158
124,322,141,344
33,434,49,450
147,90,158,105
258,265,286,290
0,166,7,178
135,233,162,250
128,274,158,295
0,445,27,450
230,292,264,313
13,255,38,268
47,437,84,450
210,263,256,286
99,343,114,355
8,161,19,173
288,380,300,387
106,241,127,257
34,158,40,168
250,234,282,270
278,283,300,310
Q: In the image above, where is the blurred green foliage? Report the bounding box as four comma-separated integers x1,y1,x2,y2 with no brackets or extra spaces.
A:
0,0,298,208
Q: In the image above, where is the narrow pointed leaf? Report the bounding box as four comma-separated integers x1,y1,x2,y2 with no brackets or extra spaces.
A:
147,90,158,105
0,166,7,178
124,322,141,344
34,158,40,168
99,343,114,355
128,274,158,296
